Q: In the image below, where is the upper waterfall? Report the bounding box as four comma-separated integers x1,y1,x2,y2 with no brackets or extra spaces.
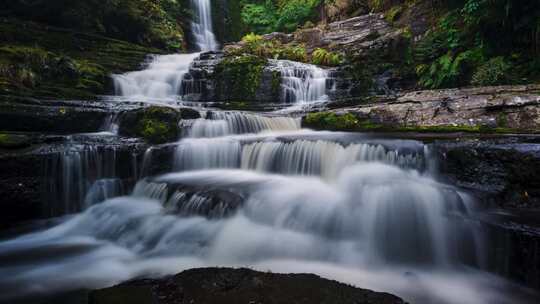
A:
112,53,199,100
270,60,329,104
191,0,219,51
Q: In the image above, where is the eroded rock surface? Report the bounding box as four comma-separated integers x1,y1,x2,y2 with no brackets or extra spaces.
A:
314,85,540,132
89,267,406,304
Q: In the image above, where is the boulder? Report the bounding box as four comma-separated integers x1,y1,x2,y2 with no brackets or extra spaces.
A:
0,96,109,133
89,267,406,304
118,106,200,144
309,85,540,133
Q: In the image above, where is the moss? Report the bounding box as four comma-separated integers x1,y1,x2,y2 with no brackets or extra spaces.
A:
214,54,267,100
0,18,164,99
271,70,281,97
497,113,509,128
304,112,359,130
119,106,181,144
385,6,404,23
304,111,529,134
0,133,32,149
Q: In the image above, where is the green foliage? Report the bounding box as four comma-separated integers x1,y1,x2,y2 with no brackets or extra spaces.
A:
240,0,322,34
234,33,308,62
417,47,484,88
311,48,342,66
385,5,403,23
305,112,359,130
0,18,161,98
3,0,186,50
241,2,278,34
471,56,510,86
412,0,540,88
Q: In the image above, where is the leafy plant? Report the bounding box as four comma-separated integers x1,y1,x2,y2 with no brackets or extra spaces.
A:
471,56,510,86
312,48,342,66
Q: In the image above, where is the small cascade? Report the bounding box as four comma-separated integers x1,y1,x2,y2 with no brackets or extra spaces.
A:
191,0,219,51
187,111,301,137
100,113,119,135
174,138,426,177
241,140,424,179
112,53,200,100
270,60,329,104
132,179,243,218
44,145,129,215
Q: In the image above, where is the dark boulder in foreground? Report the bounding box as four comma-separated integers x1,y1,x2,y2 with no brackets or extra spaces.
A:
89,268,406,304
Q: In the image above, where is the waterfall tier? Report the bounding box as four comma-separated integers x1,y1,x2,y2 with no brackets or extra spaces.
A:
187,111,301,137
191,0,218,51
269,59,329,104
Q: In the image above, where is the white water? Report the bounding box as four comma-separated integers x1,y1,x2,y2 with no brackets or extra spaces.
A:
271,59,329,104
112,53,199,100
191,0,218,51
111,0,219,100
2,2,537,301
187,111,301,137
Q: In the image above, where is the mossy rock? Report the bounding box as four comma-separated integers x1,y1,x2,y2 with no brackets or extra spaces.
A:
214,54,267,101
0,18,165,99
303,111,523,134
0,133,32,149
118,106,197,144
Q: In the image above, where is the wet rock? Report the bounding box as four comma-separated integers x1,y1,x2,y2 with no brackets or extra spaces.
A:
0,96,109,133
0,132,32,149
118,106,200,144
0,138,147,229
316,84,540,132
433,137,540,209
89,267,406,304
136,179,245,219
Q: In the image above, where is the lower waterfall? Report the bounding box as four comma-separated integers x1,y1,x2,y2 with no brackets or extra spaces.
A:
0,107,536,304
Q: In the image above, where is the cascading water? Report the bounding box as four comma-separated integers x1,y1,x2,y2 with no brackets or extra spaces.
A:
112,0,219,100
270,59,329,104
112,53,199,100
186,111,301,137
191,0,219,51
2,2,537,302
2,114,538,304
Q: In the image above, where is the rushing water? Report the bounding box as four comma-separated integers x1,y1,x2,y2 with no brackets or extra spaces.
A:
1,114,539,303
1,3,538,303
269,59,329,104
191,0,218,51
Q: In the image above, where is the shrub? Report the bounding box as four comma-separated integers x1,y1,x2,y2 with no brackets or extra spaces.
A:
471,56,510,86
312,48,342,66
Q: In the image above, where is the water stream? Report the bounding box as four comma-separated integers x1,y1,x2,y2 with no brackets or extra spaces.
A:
0,2,538,304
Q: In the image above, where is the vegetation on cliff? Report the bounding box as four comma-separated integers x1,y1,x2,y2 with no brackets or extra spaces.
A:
240,0,323,34
214,54,268,100
2,0,187,51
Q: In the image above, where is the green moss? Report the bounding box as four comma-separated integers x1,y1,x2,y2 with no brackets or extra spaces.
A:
305,112,359,130
304,111,527,134
0,133,32,149
0,18,164,99
271,70,281,96
215,54,267,100
385,6,403,23
118,106,181,144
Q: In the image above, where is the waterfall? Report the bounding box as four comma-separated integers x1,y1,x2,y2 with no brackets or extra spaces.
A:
173,138,426,177
43,145,134,215
187,111,301,137
191,0,218,51
270,60,329,104
112,0,219,99
112,53,200,100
